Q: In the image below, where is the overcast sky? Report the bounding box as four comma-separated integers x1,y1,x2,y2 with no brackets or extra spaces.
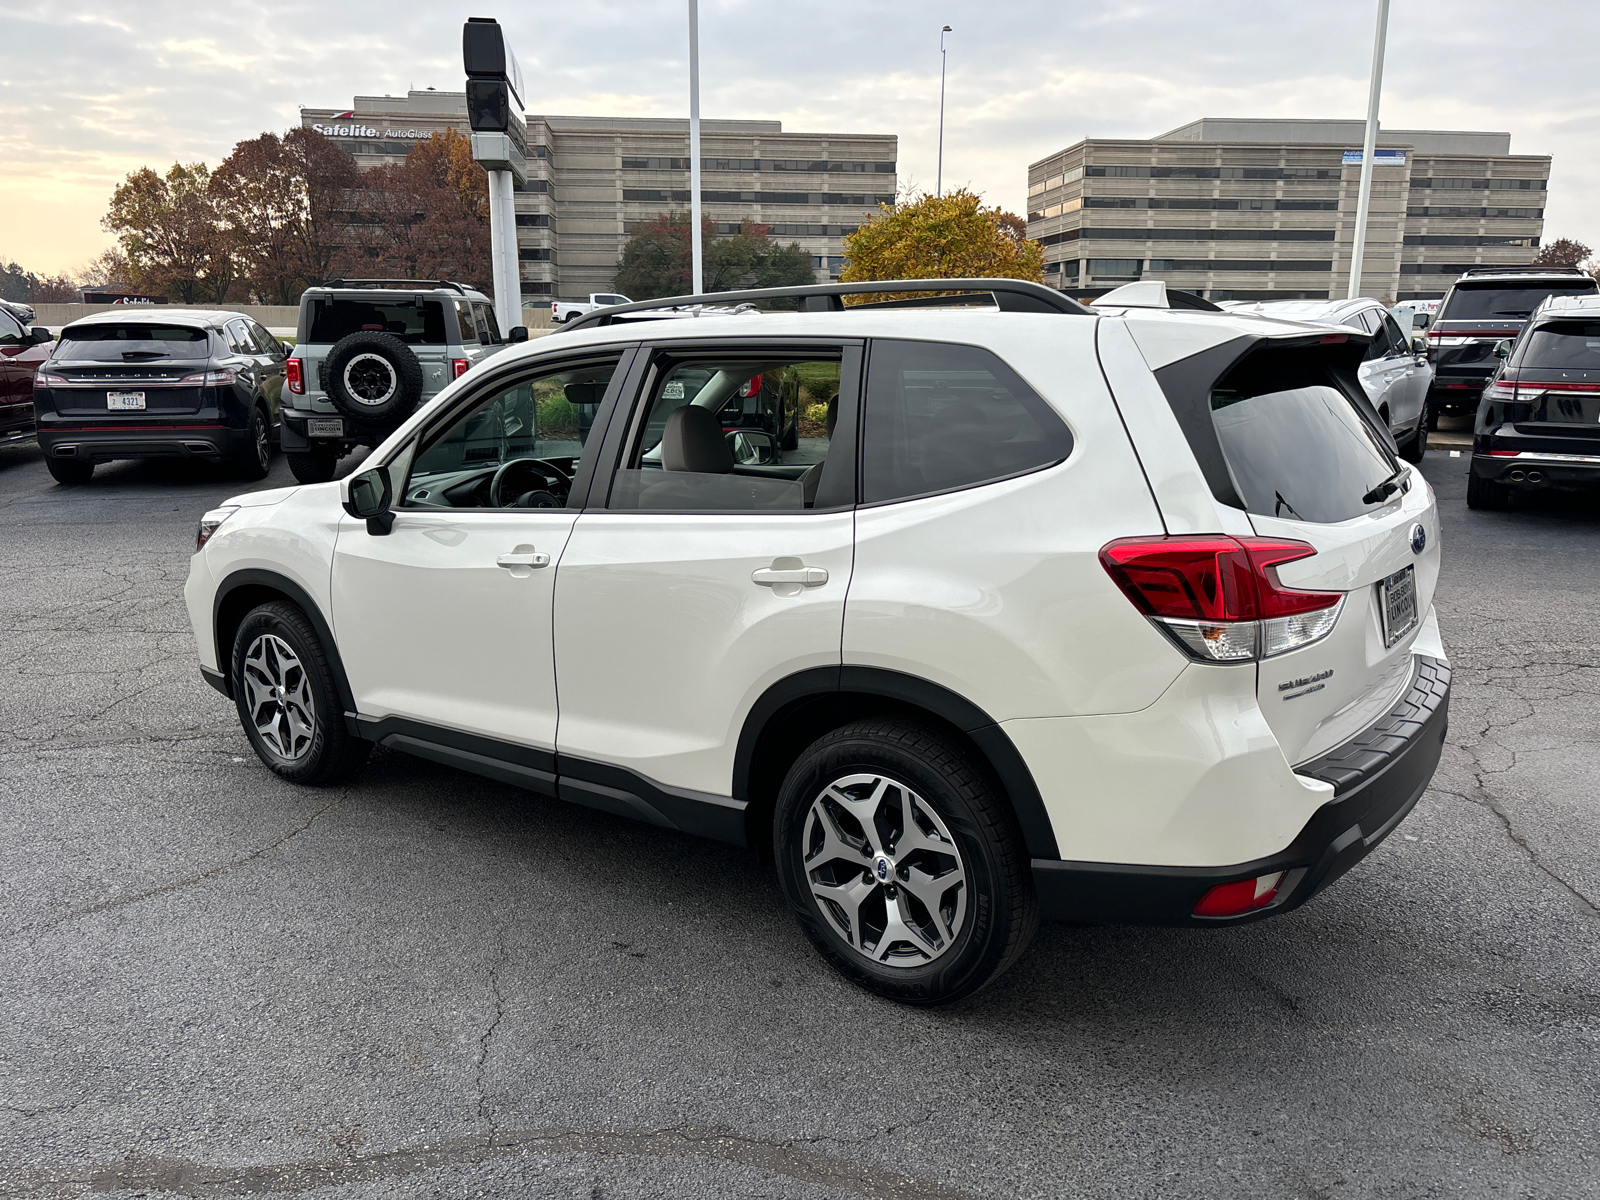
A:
3,0,1598,276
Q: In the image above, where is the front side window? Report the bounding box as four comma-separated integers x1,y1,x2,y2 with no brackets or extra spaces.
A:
403,356,622,509
474,303,502,345
1210,346,1399,524
860,340,1073,505
608,353,844,512
0,309,22,345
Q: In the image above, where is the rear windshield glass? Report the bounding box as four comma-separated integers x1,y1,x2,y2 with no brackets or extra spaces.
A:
56,324,209,361
1210,348,1398,524
1521,321,1600,370
1443,283,1597,321
308,299,447,344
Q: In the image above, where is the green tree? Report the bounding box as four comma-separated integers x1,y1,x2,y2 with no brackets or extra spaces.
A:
840,189,1044,300
614,213,816,301
102,163,232,303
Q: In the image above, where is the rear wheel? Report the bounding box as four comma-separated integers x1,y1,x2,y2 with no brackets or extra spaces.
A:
1466,471,1510,511
233,406,272,480
1399,401,1429,463
774,719,1037,1005
231,601,369,785
45,457,94,485
287,446,340,485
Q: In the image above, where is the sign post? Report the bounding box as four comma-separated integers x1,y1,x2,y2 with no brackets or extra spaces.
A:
463,17,528,334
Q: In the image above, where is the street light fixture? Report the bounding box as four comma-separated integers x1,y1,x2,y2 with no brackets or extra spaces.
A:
937,26,952,198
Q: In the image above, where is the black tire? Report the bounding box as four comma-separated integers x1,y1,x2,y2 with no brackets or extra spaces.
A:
324,331,424,424
780,416,799,452
774,719,1038,1006
45,457,94,485
230,601,370,786
287,447,340,485
1425,391,1441,432
232,405,272,480
1399,400,1429,464
1466,470,1510,511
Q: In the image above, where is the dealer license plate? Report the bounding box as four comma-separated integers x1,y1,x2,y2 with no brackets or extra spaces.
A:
307,418,344,437
106,391,146,411
1378,565,1418,648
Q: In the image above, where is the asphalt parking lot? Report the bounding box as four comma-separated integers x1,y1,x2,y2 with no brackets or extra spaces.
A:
1,441,1597,1200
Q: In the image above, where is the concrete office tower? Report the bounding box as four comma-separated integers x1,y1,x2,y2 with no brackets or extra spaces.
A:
302,91,897,304
1027,118,1551,303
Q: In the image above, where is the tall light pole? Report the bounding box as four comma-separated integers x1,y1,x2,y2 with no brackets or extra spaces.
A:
688,0,703,296
1347,0,1391,300
936,26,952,197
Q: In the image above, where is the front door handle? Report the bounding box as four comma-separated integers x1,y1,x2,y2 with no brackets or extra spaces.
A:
497,551,550,569
752,562,828,587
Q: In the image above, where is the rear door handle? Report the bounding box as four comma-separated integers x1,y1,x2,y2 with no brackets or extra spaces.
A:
497,552,550,569
752,564,828,587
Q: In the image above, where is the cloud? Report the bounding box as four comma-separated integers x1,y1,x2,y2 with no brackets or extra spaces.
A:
3,0,1599,272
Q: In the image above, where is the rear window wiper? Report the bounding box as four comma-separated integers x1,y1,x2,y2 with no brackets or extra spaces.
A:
1362,466,1408,505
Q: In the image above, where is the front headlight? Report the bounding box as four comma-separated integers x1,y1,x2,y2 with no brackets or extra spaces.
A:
196,505,239,552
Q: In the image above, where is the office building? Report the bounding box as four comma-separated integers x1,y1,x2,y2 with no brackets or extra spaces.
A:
1026,118,1551,302
302,91,897,303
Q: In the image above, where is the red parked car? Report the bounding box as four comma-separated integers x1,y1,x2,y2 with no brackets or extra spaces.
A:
0,305,53,446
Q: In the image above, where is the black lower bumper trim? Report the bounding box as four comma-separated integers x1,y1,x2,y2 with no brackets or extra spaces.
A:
200,666,231,699
1032,655,1451,927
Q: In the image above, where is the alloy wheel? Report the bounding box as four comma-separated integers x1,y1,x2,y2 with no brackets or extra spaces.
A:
802,773,968,966
253,412,270,471
343,354,399,406
241,633,316,760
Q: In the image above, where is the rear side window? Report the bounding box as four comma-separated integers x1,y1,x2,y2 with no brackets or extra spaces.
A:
308,299,447,344
861,340,1073,505
1209,347,1397,524
1519,321,1600,369
1443,283,1597,321
56,324,208,361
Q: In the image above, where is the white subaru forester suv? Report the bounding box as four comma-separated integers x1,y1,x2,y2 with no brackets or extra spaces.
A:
186,279,1449,1005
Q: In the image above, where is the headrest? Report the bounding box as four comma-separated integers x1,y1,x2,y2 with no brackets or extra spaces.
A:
661,405,733,474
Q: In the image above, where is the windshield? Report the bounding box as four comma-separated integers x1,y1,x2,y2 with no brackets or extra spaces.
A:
309,299,447,345
1210,347,1398,524
55,323,209,362
1443,283,1597,321
1521,322,1600,370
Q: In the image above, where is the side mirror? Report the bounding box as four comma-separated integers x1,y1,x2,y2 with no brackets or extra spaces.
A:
342,465,395,534
508,326,529,344
29,327,53,345
1493,339,1512,359
1411,334,1428,354
727,428,777,466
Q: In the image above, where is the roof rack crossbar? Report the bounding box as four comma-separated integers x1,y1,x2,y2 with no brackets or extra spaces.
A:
318,279,473,294
1459,265,1589,278
560,278,1093,331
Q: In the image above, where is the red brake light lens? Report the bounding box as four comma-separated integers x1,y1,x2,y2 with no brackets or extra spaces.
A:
452,358,471,379
285,358,303,394
1100,536,1343,663
1193,872,1285,918
740,374,762,398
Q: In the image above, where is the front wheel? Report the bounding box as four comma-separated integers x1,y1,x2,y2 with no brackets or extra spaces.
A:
774,719,1038,1005
231,601,370,785
1399,400,1429,464
233,406,271,480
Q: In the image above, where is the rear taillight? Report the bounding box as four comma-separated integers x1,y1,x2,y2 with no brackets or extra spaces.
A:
1099,536,1344,663
740,374,762,398
179,368,239,386
452,358,471,379
285,358,303,394
1482,381,1518,402
1194,872,1286,918
35,370,68,386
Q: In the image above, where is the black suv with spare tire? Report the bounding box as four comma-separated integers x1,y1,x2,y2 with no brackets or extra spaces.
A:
280,280,526,483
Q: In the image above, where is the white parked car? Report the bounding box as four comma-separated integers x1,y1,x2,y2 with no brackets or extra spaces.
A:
1215,294,1433,462
186,279,1450,1005
551,292,631,324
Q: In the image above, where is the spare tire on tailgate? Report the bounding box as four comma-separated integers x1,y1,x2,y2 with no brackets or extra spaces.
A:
324,331,424,425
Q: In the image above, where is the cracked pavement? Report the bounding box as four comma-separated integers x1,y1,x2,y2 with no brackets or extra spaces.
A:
1,443,1598,1198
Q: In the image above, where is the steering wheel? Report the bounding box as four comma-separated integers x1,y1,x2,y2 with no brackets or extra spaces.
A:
489,457,571,508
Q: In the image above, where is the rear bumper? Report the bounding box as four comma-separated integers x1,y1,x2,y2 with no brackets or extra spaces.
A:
1471,450,1600,492
38,424,248,461
1032,655,1450,926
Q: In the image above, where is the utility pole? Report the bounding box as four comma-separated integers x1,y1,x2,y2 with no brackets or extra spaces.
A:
688,0,703,295
937,26,952,197
1347,0,1391,300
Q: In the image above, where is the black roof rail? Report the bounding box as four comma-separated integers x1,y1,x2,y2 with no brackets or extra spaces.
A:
559,278,1094,332
1458,265,1589,278
317,279,476,294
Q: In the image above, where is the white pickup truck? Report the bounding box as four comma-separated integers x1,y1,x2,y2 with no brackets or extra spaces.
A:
551,292,632,324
